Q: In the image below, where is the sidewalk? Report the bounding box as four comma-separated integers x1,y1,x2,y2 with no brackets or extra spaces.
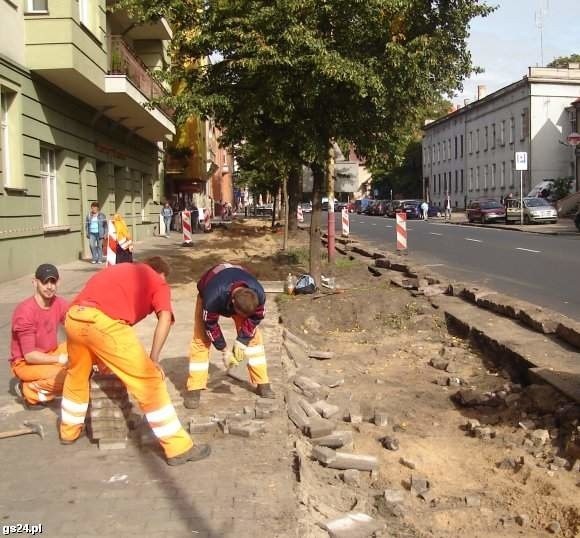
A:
441,212,578,236
0,232,297,537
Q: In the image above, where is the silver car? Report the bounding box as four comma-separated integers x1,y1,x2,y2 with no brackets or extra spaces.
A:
505,197,558,224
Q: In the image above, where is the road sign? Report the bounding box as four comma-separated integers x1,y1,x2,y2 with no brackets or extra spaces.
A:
515,152,528,171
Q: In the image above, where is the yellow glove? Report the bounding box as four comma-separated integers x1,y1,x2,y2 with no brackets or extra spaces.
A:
232,340,247,363
221,349,238,369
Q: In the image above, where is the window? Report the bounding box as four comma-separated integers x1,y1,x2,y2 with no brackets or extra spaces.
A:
0,85,22,189
438,174,441,193
468,168,473,191
521,108,529,140
475,129,480,152
491,124,496,149
448,138,451,160
79,0,99,38
500,120,506,145
455,170,458,193
491,163,496,187
437,142,441,162
475,167,480,190
431,145,435,163
509,117,515,144
454,136,458,159
432,174,436,194
484,126,489,151
483,165,488,189
40,147,58,227
501,162,506,187
0,90,11,186
460,170,464,193
468,131,473,154
27,0,48,12
510,159,515,187
460,135,464,158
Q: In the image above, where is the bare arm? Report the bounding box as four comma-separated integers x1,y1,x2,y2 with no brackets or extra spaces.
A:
24,351,63,365
150,310,172,363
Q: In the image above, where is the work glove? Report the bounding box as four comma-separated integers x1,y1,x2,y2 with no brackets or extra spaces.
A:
221,349,238,369
232,340,248,363
57,353,69,365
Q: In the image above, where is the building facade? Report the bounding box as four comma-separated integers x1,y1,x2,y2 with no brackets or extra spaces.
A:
0,0,174,281
423,67,580,208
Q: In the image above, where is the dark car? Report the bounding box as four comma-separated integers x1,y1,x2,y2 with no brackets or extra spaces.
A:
466,199,506,223
364,200,379,215
400,200,423,219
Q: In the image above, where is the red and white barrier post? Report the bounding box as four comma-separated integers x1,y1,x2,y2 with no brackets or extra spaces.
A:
297,205,304,223
204,208,212,232
181,210,193,246
341,207,349,237
396,212,407,254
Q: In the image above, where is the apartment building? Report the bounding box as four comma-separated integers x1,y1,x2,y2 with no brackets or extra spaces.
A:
0,0,175,281
423,67,580,208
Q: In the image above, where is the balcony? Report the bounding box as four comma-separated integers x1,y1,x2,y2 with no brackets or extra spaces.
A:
104,36,175,140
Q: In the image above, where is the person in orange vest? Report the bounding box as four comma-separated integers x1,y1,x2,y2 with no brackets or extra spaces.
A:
9,264,69,409
184,263,275,409
60,256,210,466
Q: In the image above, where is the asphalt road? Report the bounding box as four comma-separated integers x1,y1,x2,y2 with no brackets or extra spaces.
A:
317,212,580,319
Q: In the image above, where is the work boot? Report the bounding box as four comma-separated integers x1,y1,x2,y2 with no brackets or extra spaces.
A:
166,443,211,466
256,383,275,399
183,389,201,409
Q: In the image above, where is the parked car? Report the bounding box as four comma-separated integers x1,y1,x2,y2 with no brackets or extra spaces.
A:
575,208,580,232
335,200,348,211
355,198,372,214
300,202,312,213
346,201,356,213
466,199,506,223
400,200,424,219
505,197,557,224
386,200,405,218
364,200,380,215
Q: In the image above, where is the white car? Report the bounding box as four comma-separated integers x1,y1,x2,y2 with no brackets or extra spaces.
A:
300,202,312,213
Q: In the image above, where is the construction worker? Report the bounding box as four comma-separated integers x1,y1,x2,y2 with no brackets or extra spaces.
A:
59,256,210,466
184,263,275,409
9,263,69,409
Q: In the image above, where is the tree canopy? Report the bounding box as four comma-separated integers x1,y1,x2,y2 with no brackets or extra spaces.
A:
547,54,580,68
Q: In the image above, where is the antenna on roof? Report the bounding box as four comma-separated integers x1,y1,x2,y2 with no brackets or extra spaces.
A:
535,0,550,66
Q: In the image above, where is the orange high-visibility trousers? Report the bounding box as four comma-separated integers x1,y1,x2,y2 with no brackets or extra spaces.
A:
11,342,68,405
187,296,269,390
61,306,193,458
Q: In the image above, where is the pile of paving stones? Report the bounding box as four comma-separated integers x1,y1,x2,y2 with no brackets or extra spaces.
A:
87,374,134,450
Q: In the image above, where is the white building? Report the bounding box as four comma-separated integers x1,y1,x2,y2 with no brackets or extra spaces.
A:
422,67,580,208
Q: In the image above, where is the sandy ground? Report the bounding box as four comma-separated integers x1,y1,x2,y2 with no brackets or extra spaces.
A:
162,219,579,537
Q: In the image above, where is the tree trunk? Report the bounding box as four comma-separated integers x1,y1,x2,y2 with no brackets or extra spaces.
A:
271,192,277,229
326,141,335,264
309,163,324,287
288,165,301,232
282,176,289,251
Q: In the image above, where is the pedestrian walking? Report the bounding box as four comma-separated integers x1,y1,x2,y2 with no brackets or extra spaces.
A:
85,202,107,264
420,200,429,221
184,263,275,409
59,257,211,465
445,195,452,221
160,202,173,238
9,264,69,408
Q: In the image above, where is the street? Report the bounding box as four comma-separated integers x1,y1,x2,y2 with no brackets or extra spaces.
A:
320,213,580,319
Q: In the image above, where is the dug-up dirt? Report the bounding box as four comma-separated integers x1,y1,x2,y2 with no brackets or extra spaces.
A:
277,257,580,537
174,220,579,537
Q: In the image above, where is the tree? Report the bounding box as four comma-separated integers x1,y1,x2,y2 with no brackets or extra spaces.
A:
118,0,494,284
547,54,580,68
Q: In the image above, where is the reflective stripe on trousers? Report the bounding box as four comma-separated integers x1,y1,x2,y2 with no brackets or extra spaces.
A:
61,306,193,458
188,296,269,390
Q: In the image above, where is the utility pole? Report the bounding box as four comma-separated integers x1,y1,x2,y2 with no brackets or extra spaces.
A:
535,0,549,66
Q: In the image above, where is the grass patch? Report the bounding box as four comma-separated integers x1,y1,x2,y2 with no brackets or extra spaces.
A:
335,257,359,269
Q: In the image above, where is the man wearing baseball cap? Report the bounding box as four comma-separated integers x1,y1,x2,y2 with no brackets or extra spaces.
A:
9,263,69,408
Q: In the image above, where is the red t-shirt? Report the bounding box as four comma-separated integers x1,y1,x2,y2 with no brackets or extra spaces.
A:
71,263,173,325
10,296,69,362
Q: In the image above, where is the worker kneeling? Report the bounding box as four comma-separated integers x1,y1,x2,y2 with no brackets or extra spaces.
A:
59,256,210,466
185,263,275,409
